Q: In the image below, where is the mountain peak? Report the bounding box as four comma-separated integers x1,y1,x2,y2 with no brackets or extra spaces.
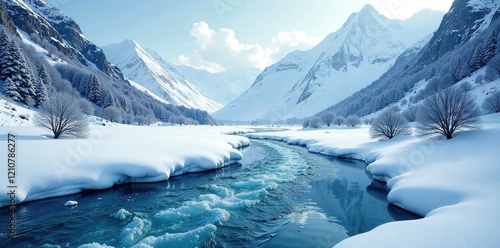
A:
358,4,379,15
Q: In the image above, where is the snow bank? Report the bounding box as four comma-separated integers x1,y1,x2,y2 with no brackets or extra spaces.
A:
246,114,500,247
0,124,249,207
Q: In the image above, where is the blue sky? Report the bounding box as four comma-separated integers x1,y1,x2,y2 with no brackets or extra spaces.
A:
47,0,453,72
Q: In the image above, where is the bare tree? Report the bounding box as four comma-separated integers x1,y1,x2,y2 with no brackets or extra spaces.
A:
35,92,89,139
345,115,361,127
417,87,481,139
309,116,322,129
333,116,345,126
402,105,419,122
321,112,336,127
482,91,500,113
370,109,411,140
460,81,473,92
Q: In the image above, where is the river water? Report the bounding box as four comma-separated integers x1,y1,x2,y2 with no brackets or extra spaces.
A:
0,140,418,247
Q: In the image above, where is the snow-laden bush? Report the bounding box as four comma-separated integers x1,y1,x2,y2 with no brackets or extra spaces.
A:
309,116,322,129
333,116,345,126
345,115,361,127
321,112,336,127
102,106,122,123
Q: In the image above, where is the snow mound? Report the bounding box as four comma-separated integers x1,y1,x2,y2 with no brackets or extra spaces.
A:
0,125,250,207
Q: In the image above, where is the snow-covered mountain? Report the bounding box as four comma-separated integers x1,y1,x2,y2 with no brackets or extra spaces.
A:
214,5,444,121
175,65,261,105
325,0,500,118
3,0,123,79
102,40,223,113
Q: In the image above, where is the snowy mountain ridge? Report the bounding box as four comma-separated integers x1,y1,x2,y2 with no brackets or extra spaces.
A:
324,0,500,118
102,39,223,113
214,5,444,121
4,0,123,79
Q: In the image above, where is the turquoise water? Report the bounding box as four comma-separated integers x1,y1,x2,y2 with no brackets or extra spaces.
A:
0,140,417,247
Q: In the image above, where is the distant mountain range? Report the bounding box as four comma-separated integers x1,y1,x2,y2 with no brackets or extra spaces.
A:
214,5,445,121
102,40,260,113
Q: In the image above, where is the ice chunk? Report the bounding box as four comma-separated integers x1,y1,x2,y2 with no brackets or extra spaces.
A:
64,200,78,206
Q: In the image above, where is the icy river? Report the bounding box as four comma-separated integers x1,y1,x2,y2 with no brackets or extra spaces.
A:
0,140,418,247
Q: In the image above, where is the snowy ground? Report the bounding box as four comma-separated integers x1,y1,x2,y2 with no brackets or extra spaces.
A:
246,114,500,248
0,120,250,208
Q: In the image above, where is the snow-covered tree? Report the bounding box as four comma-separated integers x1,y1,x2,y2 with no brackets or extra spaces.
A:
483,30,498,64
103,92,116,108
2,78,22,101
35,92,89,139
302,117,310,128
0,30,10,54
482,91,500,113
470,45,485,72
102,106,122,123
345,115,361,127
321,111,336,127
78,98,94,115
87,75,101,105
485,53,500,82
176,116,187,126
333,116,345,126
34,78,49,107
309,116,322,129
417,88,480,139
37,64,52,86
370,109,411,140
0,41,36,101
453,58,463,82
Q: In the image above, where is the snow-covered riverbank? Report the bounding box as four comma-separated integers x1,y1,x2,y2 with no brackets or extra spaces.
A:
246,114,500,247
0,124,250,208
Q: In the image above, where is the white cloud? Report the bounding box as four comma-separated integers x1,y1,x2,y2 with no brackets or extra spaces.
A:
178,22,322,72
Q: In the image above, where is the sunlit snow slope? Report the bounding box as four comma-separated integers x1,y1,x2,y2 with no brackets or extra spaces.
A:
102,40,222,113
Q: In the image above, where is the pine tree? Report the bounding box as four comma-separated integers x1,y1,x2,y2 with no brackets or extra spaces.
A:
0,41,36,101
103,92,116,108
34,78,49,107
37,64,52,86
2,78,22,101
453,58,463,82
470,45,485,72
0,30,9,55
484,30,498,64
459,60,471,79
87,75,101,105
